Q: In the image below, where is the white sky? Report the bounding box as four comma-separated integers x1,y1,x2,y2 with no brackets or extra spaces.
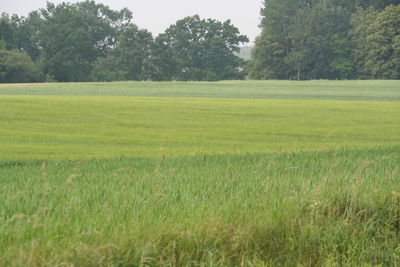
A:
0,0,262,43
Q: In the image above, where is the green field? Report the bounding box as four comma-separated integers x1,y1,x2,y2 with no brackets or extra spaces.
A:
1,81,400,266
1,80,400,101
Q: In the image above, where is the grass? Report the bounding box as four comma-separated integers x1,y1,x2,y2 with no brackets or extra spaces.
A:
0,80,399,101
1,148,400,265
0,95,399,160
1,80,400,266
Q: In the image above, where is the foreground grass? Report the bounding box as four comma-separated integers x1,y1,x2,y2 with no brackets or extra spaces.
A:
1,147,400,266
0,96,399,160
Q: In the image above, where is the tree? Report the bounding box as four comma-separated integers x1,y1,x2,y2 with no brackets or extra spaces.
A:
251,0,355,80
0,49,43,83
250,0,338,79
363,4,400,79
250,0,303,79
300,0,354,79
112,25,153,80
0,40,5,50
351,5,400,79
92,25,154,81
155,15,248,81
359,0,400,10
39,1,132,82
284,7,312,80
328,34,355,78
145,36,181,81
91,53,119,82
0,18,43,83
15,11,44,61
0,13,19,50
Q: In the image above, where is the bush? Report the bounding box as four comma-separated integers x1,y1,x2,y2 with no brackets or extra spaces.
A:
0,49,44,83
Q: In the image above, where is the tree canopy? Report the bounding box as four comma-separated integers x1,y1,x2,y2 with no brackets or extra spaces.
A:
39,1,132,82
0,49,43,83
0,2,249,82
250,0,400,80
0,0,398,82
153,15,249,81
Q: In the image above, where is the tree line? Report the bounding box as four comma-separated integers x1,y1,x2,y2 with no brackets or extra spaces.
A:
0,0,399,83
251,0,400,80
0,1,248,83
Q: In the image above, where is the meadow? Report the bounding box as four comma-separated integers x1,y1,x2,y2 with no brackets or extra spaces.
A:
1,80,400,266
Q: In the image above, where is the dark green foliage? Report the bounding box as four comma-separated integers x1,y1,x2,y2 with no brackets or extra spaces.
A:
1,1,133,83
39,1,132,82
145,38,181,81
111,25,153,81
251,0,354,80
1,0,399,82
91,54,119,82
0,49,43,83
0,14,19,50
351,5,400,79
301,0,354,79
349,8,378,78
92,26,153,81
360,0,400,10
363,5,400,79
329,34,355,79
250,0,301,79
155,15,249,81
1,3,248,82
251,0,399,80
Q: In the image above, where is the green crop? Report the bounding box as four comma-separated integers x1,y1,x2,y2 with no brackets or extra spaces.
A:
1,81,400,266
0,80,399,101
0,95,399,160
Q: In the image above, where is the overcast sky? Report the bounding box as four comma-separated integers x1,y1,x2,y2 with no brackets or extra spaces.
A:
0,0,262,44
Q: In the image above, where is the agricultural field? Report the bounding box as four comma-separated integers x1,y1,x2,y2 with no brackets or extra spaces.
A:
1,80,400,266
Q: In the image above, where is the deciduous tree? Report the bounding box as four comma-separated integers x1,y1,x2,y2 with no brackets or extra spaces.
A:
112,25,153,80
0,49,43,83
39,1,132,81
156,15,248,81
363,5,400,79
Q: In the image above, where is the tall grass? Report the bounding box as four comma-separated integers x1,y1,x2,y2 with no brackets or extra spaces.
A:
1,147,400,265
